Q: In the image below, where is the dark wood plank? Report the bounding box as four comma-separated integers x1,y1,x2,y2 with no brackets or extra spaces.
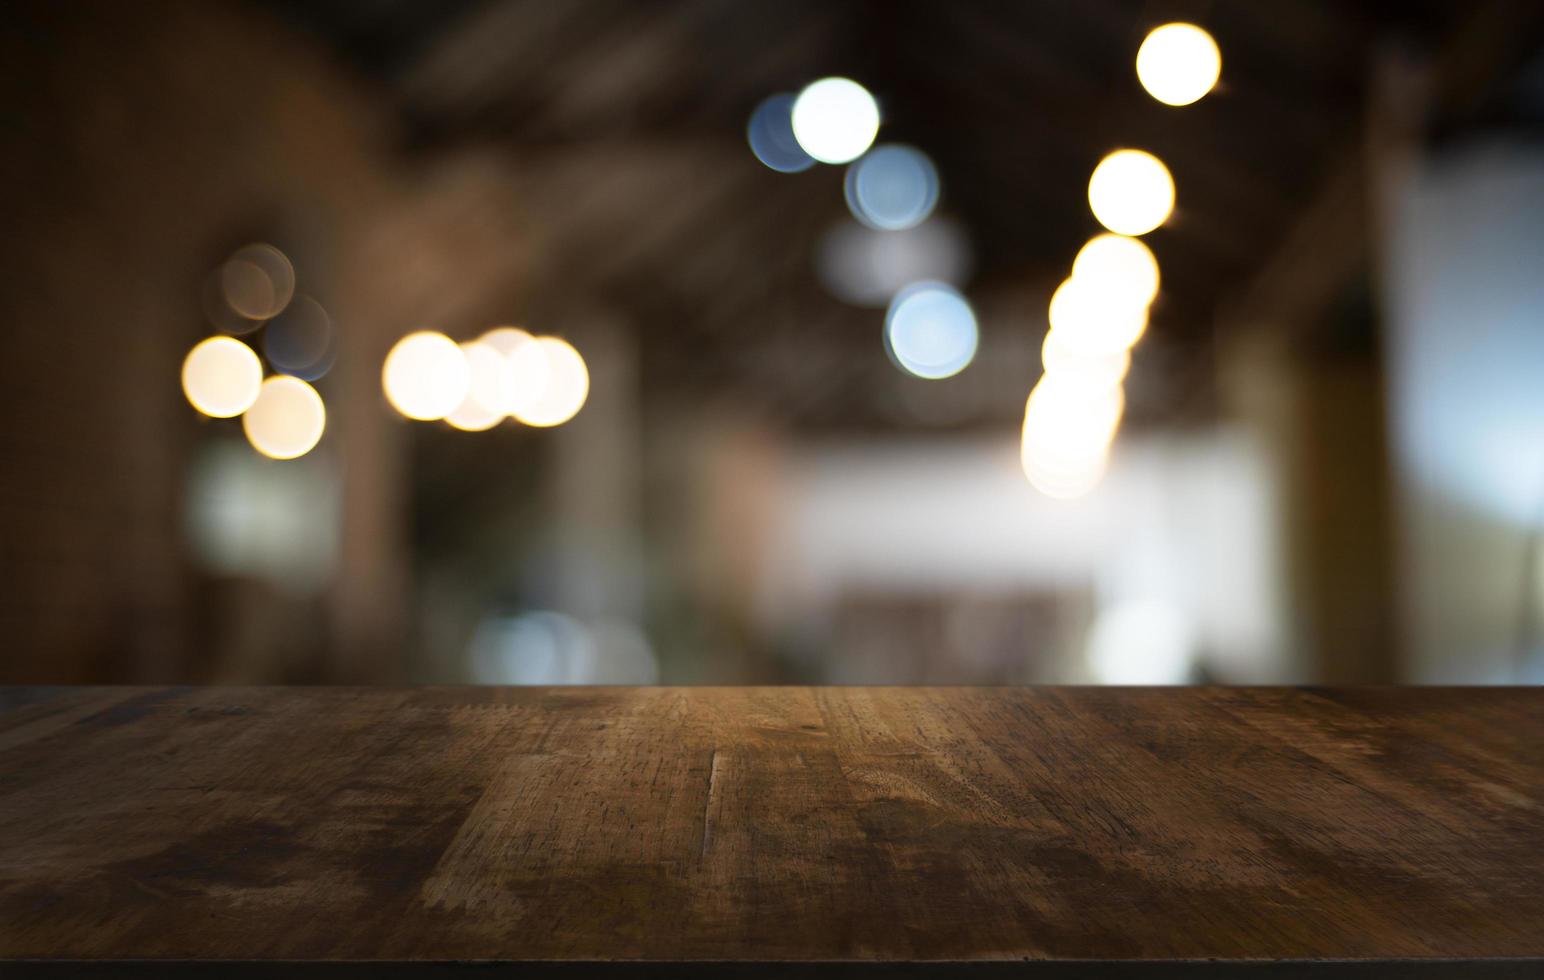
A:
0,686,1541,973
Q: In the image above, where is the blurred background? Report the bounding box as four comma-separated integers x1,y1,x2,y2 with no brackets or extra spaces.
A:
2,0,1542,687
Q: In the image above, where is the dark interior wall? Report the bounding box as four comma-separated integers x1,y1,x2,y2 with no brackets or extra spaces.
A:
0,1,401,682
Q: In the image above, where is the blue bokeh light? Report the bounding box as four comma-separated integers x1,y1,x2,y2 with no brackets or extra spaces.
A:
844,144,939,230
747,94,816,174
262,295,334,381
884,281,978,379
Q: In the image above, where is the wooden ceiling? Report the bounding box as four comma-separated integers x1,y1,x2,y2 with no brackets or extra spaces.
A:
260,0,1470,431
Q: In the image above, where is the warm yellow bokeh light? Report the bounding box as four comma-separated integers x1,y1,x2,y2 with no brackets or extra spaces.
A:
478,327,533,358
1072,233,1160,307
1088,149,1174,236
1023,375,1125,457
445,398,503,432
446,342,509,431
242,375,325,460
1136,23,1221,107
1021,426,1111,499
181,336,262,418
511,337,588,427
1042,328,1131,390
382,331,469,421
1020,375,1125,500
506,340,553,418
1048,276,1149,355
1021,424,1110,479
464,341,514,414
478,327,551,419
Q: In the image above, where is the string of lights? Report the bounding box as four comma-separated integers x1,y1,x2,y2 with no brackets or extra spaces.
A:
1021,21,1220,499
183,242,592,458
746,24,1220,500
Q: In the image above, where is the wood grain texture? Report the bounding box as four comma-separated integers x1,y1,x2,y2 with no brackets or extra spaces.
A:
0,686,1542,970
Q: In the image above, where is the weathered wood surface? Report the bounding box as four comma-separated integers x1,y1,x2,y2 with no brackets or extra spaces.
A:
0,686,1542,969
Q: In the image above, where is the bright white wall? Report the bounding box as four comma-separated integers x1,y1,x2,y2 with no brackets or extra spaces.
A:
1384,140,1544,682
757,430,1290,682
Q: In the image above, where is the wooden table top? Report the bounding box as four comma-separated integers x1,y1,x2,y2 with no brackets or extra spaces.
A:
1,686,1542,976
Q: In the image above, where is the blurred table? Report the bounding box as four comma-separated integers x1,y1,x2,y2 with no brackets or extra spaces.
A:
1,686,1541,977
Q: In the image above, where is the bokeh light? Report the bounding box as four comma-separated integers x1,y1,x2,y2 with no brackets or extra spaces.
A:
1020,374,1125,499
1023,375,1124,456
1088,149,1175,236
747,93,816,173
1047,276,1149,355
446,341,509,432
218,243,294,321
477,326,531,358
1072,233,1160,307
790,77,880,165
478,327,551,419
884,281,978,380
445,399,502,433
1022,448,1109,500
510,337,588,427
181,336,262,418
201,272,262,335
844,144,939,230
382,330,470,421
1042,328,1131,390
464,340,514,415
242,375,325,460
1136,23,1221,107
262,295,334,380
